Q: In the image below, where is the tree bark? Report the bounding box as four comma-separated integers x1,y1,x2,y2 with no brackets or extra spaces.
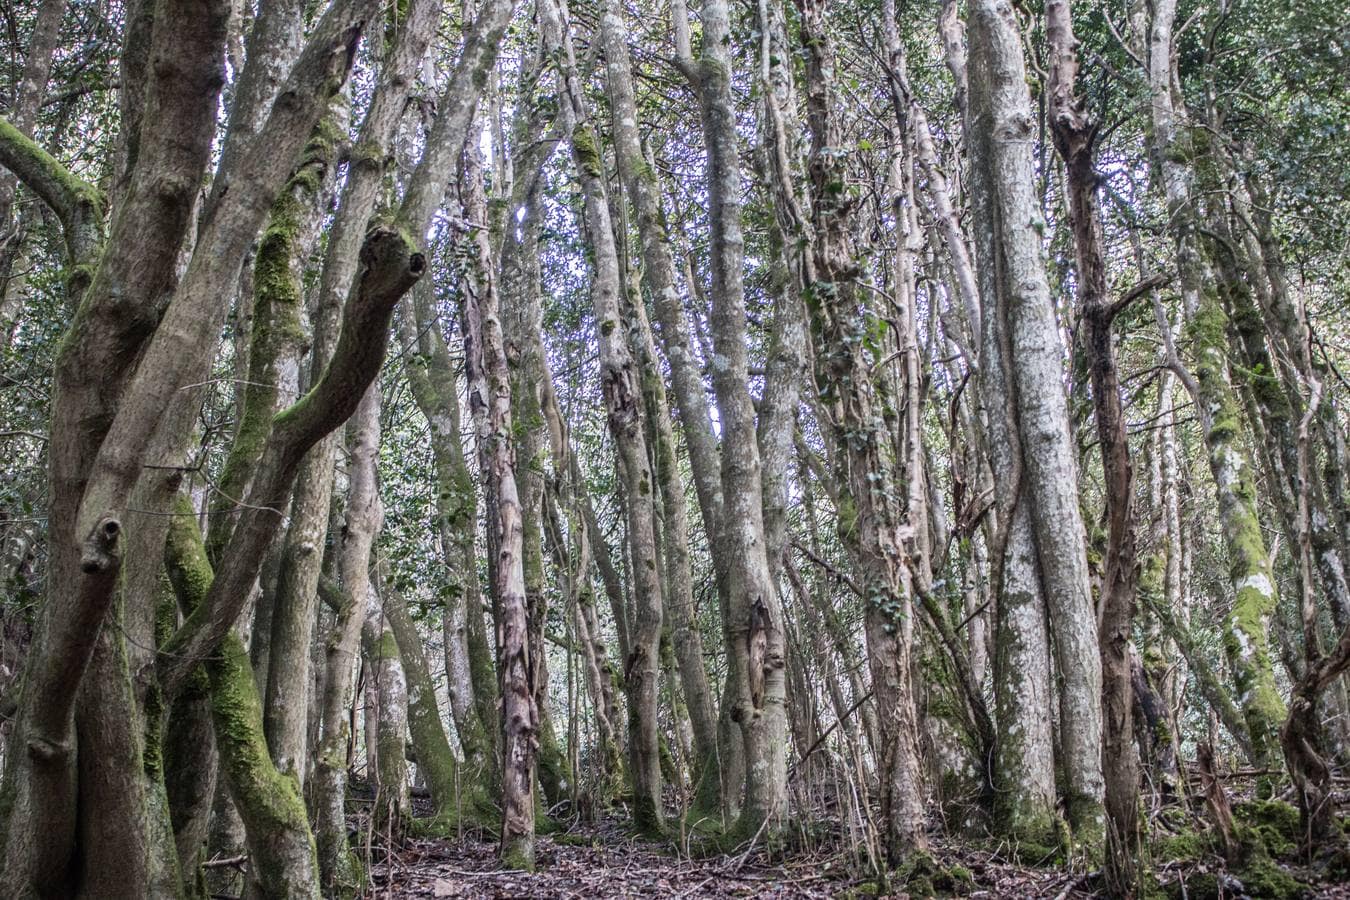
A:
682,0,789,835
457,143,537,869
795,0,928,861
602,4,722,819
314,383,382,894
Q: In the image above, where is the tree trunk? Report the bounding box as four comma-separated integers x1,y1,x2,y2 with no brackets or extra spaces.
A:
602,5,723,819
1046,0,1143,889
540,0,666,834
314,383,382,895
1145,0,1285,785
364,596,411,838
966,0,1105,843
682,0,789,835
457,139,537,870
165,501,322,900
795,0,928,862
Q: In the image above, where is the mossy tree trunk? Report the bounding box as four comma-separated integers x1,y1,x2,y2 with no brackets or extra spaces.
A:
795,0,928,863
165,501,322,900
400,281,499,772
364,594,411,838
381,573,476,820
1144,0,1285,785
673,0,790,837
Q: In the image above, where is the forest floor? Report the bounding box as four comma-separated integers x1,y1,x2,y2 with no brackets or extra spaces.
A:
352,778,1350,899
361,813,1350,899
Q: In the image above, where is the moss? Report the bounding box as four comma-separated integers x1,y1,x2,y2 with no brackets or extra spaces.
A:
630,793,665,839
571,124,604,179
536,710,572,810
500,838,535,872
0,116,105,223
988,803,1069,866
936,864,974,892
1235,800,1301,857
1155,828,1216,862
1238,857,1307,899
895,855,976,897
1186,291,1285,777
64,261,97,295
372,628,399,661
1063,794,1106,857
1165,871,1220,899
208,633,319,893
143,588,179,782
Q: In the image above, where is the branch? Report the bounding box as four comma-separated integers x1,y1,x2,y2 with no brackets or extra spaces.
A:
161,226,424,693
789,689,873,774
73,0,373,557
0,114,102,260
1103,270,1171,322
791,539,865,599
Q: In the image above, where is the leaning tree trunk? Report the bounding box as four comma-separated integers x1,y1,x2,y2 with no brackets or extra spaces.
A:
1145,0,1285,785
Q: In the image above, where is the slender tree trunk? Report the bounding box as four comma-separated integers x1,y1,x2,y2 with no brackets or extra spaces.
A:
540,0,666,833
400,282,498,769
794,0,927,861
1047,0,1143,890
364,590,411,837
313,383,382,894
255,99,348,787
681,0,789,835
458,141,537,869
602,6,722,818
0,0,67,338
